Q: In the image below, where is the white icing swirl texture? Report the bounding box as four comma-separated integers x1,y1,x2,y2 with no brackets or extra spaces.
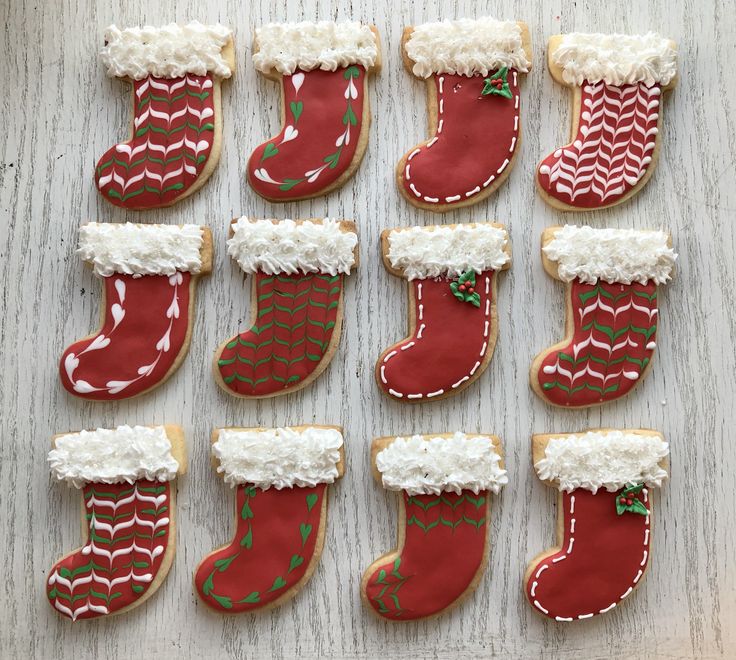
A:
77,223,204,277
535,430,669,493
49,425,179,487
253,21,378,75
212,427,344,490
387,224,509,280
227,218,357,276
553,32,677,86
543,225,676,285
405,17,530,78
100,22,233,80
376,432,508,496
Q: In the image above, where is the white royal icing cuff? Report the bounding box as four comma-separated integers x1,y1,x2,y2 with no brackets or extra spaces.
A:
212,427,344,490
78,223,205,277
553,32,677,86
387,224,509,280
543,225,676,285
535,431,669,493
405,17,530,78
227,218,357,276
253,21,378,75
100,22,233,80
49,426,180,488
376,433,508,496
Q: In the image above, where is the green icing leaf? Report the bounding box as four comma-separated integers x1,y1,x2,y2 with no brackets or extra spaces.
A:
268,576,287,592
290,100,303,123
261,143,279,162
306,493,319,512
482,67,513,99
237,591,260,604
214,554,238,572
300,523,312,546
450,271,481,307
615,484,650,516
288,554,304,573
240,528,253,549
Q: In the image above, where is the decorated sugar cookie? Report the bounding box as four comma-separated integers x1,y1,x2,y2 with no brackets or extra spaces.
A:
525,429,668,621
95,23,234,209
536,32,678,210
47,425,186,621
59,223,212,400
530,225,676,407
195,426,344,613
361,433,507,620
396,17,531,211
247,21,381,201
214,218,358,398
376,224,511,401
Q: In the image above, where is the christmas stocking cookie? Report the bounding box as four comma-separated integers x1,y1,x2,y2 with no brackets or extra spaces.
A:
248,21,381,201
95,22,234,209
60,223,212,400
361,433,507,620
376,224,510,401
531,225,676,407
214,218,358,398
47,425,186,621
195,426,344,613
397,17,531,211
536,32,678,210
525,429,669,621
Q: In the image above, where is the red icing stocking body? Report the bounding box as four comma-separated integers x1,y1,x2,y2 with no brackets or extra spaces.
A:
214,218,358,399
524,430,669,621
60,223,210,401
96,23,234,209
361,433,507,620
248,21,380,201
47,425,184,621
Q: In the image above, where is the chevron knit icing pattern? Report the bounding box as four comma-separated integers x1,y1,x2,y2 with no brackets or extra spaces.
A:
539,81,660,206
47,481,171,621
95,75,215,207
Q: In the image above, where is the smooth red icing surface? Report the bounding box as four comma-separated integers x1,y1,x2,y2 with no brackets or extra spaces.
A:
247,67,366,199
537,81,661,208
217,272,342,396
526,488,651,620
364,491,489,620
195,484,326,613
47,481,172,621
95,74,216,209
400,72,520,205
377,272,495,399
535,279,658,407
59,272,192,400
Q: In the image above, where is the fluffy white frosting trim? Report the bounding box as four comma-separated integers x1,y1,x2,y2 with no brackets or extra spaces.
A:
78,223,204,277
49,426,179,487
543,225,676,285
253,21,378,75
535,431,669,493
228,218,357,275
212,427,344,489
387,224,509,280
553,32,677,86
376,433,508,496
405,17,530,78
100,22,233,80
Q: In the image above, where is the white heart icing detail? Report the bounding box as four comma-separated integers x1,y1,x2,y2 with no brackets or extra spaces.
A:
291,72,305,94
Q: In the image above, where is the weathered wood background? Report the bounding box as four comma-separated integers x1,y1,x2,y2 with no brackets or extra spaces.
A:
1,0,734,658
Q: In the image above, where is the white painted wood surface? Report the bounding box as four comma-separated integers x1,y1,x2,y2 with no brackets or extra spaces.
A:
1,1,734,657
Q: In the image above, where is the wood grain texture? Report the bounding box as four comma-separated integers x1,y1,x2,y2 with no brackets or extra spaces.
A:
0,0,734,657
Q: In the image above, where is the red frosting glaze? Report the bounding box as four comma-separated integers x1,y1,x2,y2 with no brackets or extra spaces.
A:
535,279,658,407
195,484,326,612
95,74,216,209
47,481,172,621
217,271,343,396
363,491,489,620
537,81,661,208
400,71,520,206
247,67,367,200
377,272,496,400
60,272,192,400
526,488,651,620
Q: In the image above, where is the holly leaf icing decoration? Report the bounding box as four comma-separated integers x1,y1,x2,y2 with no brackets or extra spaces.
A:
450,271,481,307
482,67,512,99
615,483,649,516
